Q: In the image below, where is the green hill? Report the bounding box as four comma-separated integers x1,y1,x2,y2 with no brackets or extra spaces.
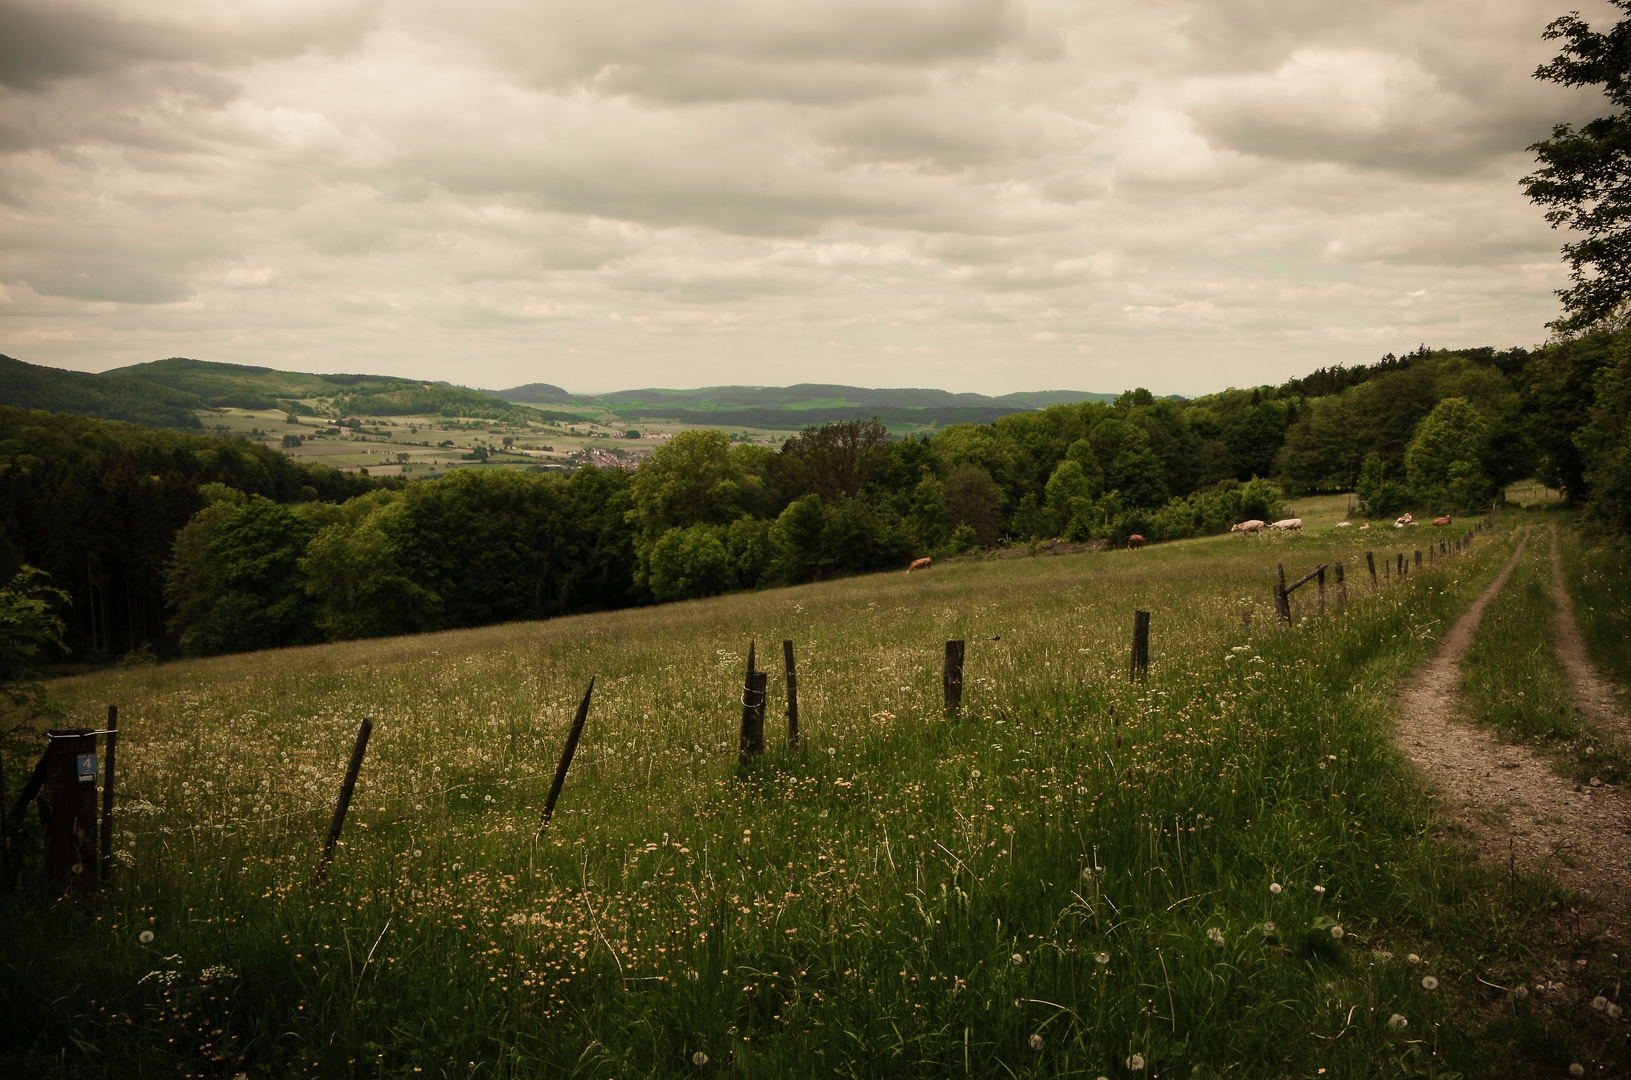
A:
0,354,206,428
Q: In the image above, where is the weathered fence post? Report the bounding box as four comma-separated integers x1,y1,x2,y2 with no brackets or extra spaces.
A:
1366,550,1377,587
1335,562,1346,604
739,642,766,765
783,640,799,749
1415,550,1422,570
35,729,99,895
1317,565,1326,613
315,718,373,885
1130,611,1151,679
1397,553,1405,578
1274,581,1291,623
99,704,118,885
539,678,596,833
943,640,966,715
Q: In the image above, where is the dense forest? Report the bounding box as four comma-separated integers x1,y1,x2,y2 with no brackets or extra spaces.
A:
2,330,1629,666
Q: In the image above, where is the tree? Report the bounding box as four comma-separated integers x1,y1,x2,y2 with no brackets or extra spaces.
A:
0,567,68,714
1404,398,1496,512
1523,1,1631,332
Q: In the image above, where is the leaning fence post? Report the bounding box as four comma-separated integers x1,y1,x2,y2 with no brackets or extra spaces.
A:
739,642,766,765
943,640,966,715
315,718,373,885
783,640,799,750
1366,551,1377,587
1130,611,1151,679
539,678,596,833
99,705,118,885
36,729,99,896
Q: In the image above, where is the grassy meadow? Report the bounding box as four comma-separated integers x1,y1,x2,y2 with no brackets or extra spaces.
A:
4,514,1626,1078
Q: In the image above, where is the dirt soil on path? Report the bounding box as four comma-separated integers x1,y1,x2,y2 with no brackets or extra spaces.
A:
1395,526,1631,931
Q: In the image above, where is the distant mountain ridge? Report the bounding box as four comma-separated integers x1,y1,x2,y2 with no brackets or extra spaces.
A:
0,354,1121,432
494,381,1119,428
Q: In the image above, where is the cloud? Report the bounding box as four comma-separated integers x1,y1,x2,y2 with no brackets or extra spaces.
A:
0,0,1622,394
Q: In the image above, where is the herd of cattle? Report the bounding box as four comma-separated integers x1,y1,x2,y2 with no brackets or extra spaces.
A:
906,512,1456,570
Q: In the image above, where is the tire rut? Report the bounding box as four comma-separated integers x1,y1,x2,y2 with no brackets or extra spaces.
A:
1547,523,1631,744
1395,526,1631,927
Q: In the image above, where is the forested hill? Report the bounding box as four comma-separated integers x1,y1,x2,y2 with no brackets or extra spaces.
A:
0,354,207,428
1,332,1627,669
496,383,1121,429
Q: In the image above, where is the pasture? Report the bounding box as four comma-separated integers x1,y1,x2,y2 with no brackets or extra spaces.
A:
2,514,1621,1078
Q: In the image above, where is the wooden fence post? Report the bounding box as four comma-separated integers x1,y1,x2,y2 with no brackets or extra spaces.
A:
783,640,799,750
739,642,766,765
539,678,596,833
1317,565,1326,613
1335,562,1346,604
1130,611,1151,679
1274,582,1291,623
35,729,98,896
943,640,966,715
99,705,118,885
315,718,373,885
1415,550,1422,570
1366,551,1377,586
1397,553,1404,578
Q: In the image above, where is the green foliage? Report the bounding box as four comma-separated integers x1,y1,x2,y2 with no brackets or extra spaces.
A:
1576,341,1631,532
0,354,205,429
1523,0,1631,333
1356,454,1410,518
0,567,69,710
1405,398,1496,513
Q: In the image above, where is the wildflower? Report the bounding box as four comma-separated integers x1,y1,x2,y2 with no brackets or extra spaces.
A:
138,931,154,944
1591,996,1608,1012
1388,1013,1408,1030
1569,1065,1584,1078
971,770,981,780
1029,1034,1044,1050
1263,922,1277,936
1207,927,1225,948
1407,953,1421,964
1011,953,1025,965
1330,925,1345,940
1095,952,1110,965
692,1051,708,1066
413,850,422,858
1127,1053,1146,1071
1421,976,1439,991
1269,883,1282,895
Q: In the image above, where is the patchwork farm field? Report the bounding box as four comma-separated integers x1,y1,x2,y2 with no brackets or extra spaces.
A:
3,515,1625,1078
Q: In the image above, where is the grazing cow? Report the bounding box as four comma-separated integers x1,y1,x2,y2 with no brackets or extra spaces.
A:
907,556,933,573
1231,519,1267,535
1269,518,1303,531
1335,521,1351,528
1432,514,1452,527
1126,534,1145,549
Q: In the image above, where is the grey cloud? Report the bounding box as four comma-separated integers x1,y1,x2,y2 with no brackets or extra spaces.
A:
0,0,378,90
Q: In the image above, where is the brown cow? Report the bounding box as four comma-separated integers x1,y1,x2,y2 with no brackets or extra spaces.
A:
1432,514,1452,527
1126,534,1145,549
907,557,933,573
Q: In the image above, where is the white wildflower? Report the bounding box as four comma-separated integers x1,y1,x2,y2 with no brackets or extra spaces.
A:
138,930,154,944
1127,1053,1146,1071
1029,1034,1044,1050
1388,1013,1408,1030
692,1051,708,1066
1011,953,1024,965
1095,952,1110,965
1330,925,1345,940
1422,976,1439,991
1207,927,1225,948
1269,882,1282,895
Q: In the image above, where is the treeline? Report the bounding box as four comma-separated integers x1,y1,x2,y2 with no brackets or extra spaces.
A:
3,329,1630,663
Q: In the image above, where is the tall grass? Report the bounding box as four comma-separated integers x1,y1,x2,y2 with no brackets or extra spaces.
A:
2,520,1620,1078
1559,528,1631,702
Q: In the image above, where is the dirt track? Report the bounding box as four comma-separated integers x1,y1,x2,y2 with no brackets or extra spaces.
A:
1395,526,1631,929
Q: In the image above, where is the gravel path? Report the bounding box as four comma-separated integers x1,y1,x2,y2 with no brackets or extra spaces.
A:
1395,526,1631,927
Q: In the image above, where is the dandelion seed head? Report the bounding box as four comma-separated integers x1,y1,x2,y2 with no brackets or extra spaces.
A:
1207,927,1225,948
1592,996,1608,1012
1387,1013,1408,1030
1407,953,1421,964
138,931,153,944
1095,952,1110,965
1313,885,1326,895
1422,976,1439,991
1569,1065,1584,1078
1263,922,1276,935
1011,953,1024,965
1331,925,1345,940
1269,883,1282,895
1029,1034,1044,1050
1127,1053,1146,1071
1607,1002,1623,1019
692,1052,708,1066
1513,986,1529,999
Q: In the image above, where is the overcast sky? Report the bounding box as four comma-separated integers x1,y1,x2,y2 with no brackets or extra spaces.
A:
0,0,1620,396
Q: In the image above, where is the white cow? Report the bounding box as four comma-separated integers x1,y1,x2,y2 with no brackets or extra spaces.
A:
1269,518,1303,531
1335,521,1352,528
1231,519,1267,535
